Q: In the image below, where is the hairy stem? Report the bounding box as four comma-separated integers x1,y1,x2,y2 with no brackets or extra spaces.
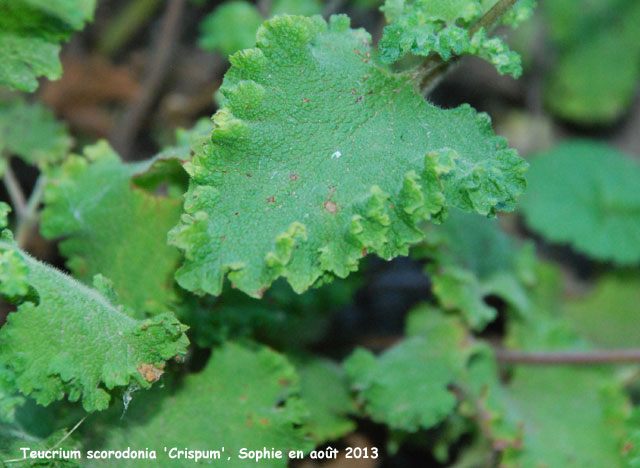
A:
16,175,46,248
416,0,520,94
2,162,27,220
495,348,640,365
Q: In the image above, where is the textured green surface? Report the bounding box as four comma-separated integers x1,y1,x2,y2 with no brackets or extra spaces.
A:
272,0,322,15
0,97,72,166
297,357,356,443
378,0,529,76
171,15,527,298
199,1,264,56
564,274,640,348
90,343,311,467
41,142,183,315
0,233,189,412
0,0,96,91
543,0,640,124
520,141,640,265
345,305,471,431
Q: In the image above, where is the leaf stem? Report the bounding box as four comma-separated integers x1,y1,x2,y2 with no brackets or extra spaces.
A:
495,348,640,365
2,162,27,221
16,175,46,248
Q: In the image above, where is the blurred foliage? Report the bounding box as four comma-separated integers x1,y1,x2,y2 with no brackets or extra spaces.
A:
520,141,640,265
543,0,640,124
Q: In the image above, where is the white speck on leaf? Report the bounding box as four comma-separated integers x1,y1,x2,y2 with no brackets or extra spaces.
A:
331,151,342,159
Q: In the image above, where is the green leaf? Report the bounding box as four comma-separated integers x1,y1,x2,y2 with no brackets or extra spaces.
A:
345,304,472,431
564,274,640,349
378,0,527,76
418,209,536,328
0,97,72,167
171,15,527,298
40,141,183,315
543,0,640,124
520,141,640,265
296,357,356,443
431,266,498,329
198,1,264,56
0,0,96,92
88,343,311,467
0,236,189,412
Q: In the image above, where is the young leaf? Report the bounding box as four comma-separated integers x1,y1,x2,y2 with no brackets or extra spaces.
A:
0,234,189,412
171,15,527,298
0,0,97,92
378,0,531,76
40,141,183,315
520,141,640,265
344,305,473,431
0,97,72,167
87,343,311,467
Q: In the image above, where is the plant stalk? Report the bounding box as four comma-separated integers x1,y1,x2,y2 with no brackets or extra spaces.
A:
495,348,640,365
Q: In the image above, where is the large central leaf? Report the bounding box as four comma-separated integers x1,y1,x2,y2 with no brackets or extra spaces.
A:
170,15,526,297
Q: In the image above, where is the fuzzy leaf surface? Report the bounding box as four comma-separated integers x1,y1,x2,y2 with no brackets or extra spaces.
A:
41,142,183,315
0,236,189,412
171,15,526,298
0,97,72,167
520,141,640,265
89,343,311,467
0,0,96,92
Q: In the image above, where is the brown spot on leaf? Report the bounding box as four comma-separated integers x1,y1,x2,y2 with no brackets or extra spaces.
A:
258,418,270,426
137,363,164,383
324,200,338,214
290,173,298,181
302,98,309,103
246,173,252,178
279,378,292,387
356,96,363,103
266,196,275,203
350,89,357,95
